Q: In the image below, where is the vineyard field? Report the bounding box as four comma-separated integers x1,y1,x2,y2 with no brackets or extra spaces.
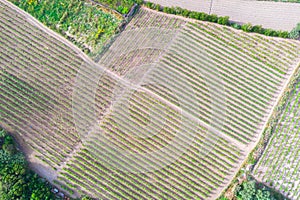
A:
1,1,300,200
253,77,300,199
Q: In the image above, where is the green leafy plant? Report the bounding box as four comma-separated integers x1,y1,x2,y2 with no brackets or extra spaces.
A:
95,0,142,14
10,0,122,57
0,128,55,200
289,23,300,39
236,180,278,200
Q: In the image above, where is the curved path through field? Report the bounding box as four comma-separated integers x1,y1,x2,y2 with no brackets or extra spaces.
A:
148,0,300,31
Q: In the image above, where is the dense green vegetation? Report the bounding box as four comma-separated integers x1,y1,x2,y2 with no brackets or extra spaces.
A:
144,2,229,25
289,23,300,39
0,128,55,200
9,0,122,56
143,2,290,38
236,181,274,200
93,0,142,14
235,179,287,200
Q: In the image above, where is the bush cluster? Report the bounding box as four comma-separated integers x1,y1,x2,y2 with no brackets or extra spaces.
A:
239,23,289,38
234,179,287,200
144,2,229,25
236,180,274,200
0,129,55,200
289,23,300,39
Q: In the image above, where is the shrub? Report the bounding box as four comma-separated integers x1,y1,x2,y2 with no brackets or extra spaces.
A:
289,23,300,39
155,4,161,11
200,12,208,21
182,9,190,17
217,16,229,25
241,23,253,32
236,180,275,200
144,2,292,39
252,25,263,34
231,23,241,29
210,14,219,23
278,31,289,38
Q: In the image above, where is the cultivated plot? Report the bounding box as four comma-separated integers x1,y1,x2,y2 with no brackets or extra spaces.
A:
253,78,300,199
1,2,300,200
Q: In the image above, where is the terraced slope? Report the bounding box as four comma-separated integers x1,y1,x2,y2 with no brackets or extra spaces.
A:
1,2,300,199
253,77,300,199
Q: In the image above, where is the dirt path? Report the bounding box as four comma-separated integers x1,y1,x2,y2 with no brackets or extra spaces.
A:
148,0,300,31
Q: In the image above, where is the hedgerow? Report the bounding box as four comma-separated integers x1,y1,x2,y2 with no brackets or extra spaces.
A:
143,2,291,39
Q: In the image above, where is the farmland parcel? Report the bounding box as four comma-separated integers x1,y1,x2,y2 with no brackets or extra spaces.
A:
1,0,300,199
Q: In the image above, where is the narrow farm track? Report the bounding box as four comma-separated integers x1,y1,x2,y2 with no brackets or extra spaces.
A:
1,1,300,200
148,0,300,31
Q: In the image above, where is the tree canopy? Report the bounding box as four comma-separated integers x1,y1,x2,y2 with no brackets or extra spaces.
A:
0,128,55,200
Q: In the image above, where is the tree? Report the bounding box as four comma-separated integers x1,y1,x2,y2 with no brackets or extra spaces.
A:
199,12,208,21
0,129,55,200
163,7,171,14
154,4,161,11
